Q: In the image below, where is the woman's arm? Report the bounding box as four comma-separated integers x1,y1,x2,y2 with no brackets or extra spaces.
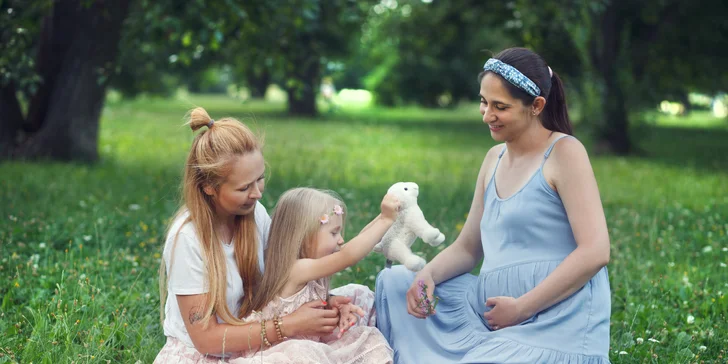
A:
177,294,339,354
419,146,500,284
405,146,500,318
485,138,610,327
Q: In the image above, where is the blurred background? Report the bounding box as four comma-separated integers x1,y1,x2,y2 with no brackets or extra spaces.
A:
1,0,727,363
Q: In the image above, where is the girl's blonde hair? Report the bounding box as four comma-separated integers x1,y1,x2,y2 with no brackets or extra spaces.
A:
160,107,263,328
241,188,346,317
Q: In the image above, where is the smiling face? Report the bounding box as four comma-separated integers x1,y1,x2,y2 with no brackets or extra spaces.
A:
479,73,539,142
205,150,266,219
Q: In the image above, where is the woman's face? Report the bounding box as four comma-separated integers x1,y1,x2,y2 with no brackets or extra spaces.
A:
479,73,532,142
207,150,266,218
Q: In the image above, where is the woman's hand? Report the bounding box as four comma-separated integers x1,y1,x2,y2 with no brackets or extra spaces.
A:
284,300,340,336
483,296,531,330
406,271,436,319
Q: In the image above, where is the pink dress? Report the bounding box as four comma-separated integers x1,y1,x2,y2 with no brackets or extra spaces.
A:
230,280,393,364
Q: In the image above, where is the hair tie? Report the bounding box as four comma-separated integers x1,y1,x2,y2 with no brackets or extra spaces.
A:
207,119,215,128
548,66,553,78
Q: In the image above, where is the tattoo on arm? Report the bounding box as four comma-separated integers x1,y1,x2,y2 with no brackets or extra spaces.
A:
189,306,204,325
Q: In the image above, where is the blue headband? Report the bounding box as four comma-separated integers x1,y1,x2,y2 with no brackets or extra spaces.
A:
483,58,541,97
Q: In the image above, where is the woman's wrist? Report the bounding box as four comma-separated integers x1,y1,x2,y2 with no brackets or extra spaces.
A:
514,295,538,319
280,314,300,337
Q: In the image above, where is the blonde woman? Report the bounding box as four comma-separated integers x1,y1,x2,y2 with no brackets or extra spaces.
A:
154,108,366,362
230,188,398,363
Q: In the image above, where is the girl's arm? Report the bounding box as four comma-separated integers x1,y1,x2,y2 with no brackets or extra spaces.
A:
291,195,399,285
358,214,381,234
176,294,339,354
489,138,610,325
292,215,396,284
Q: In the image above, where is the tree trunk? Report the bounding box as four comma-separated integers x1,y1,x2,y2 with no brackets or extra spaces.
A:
594,2,631,155
0,82,25,158
15,0,131,162
285,55,320,117
247,68,270,99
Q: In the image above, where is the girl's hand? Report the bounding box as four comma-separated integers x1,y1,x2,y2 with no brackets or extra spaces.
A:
406,271,436,319
335,303,366,338
326,295,352,310
285,300,340,336
483,296,530,330
380,194,401,221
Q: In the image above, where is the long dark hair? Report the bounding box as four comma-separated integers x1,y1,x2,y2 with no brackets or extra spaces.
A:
478,47,572,135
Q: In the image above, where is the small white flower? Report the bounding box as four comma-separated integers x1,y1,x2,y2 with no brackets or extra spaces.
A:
33,264,38,270
636,337,644,344
687,315,695,324
80,274,86,280
648,338,660,343
702,246,713,253
145,293,151,299
618,351,628,355
368,275,375,281
722,247,728,252
129,204,141,211
39,243,46,249
682,276,691,287
668,262,675,267
699,345,707,351
83,235,92,242
720,262,727,268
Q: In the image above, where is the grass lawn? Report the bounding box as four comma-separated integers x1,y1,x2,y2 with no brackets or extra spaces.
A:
1,95,726,363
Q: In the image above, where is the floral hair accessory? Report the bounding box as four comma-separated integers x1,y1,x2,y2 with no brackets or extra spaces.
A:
320,204,344,225
320,214,330,225
416,279,440,316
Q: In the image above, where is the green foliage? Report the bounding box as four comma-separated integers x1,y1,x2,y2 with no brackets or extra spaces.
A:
0,0,53,94
360,0,515,107
2,95,727,362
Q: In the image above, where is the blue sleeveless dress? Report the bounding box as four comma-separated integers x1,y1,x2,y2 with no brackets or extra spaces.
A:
375,136,611,363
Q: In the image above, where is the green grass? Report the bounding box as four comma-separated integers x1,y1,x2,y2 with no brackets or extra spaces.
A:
1,95,727,363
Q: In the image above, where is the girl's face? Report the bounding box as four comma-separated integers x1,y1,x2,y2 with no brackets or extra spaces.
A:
479,73,532,142
206,150,266,219
313,214,344,258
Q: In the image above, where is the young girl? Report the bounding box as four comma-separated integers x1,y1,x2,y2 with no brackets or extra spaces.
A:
231,188,399,364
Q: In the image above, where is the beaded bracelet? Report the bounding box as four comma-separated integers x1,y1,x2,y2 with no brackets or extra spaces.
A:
273,315,288,341
260,320,271,347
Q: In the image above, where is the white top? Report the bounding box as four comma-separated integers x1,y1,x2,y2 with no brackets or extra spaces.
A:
162,202,271,349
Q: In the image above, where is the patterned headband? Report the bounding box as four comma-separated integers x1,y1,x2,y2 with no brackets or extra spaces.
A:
320,205,344,225
483,58,541,97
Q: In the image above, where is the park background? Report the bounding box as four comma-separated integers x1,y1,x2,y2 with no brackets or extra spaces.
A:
1,0,727,362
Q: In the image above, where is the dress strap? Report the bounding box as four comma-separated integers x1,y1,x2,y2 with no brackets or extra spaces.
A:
498,145,507,158
543,135,573,160
489,145,508,184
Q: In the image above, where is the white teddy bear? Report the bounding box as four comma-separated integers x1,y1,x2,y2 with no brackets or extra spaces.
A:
373,182,446,271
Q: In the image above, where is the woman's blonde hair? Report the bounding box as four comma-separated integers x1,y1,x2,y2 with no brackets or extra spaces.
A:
241,188,346,317
159,107,263,328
